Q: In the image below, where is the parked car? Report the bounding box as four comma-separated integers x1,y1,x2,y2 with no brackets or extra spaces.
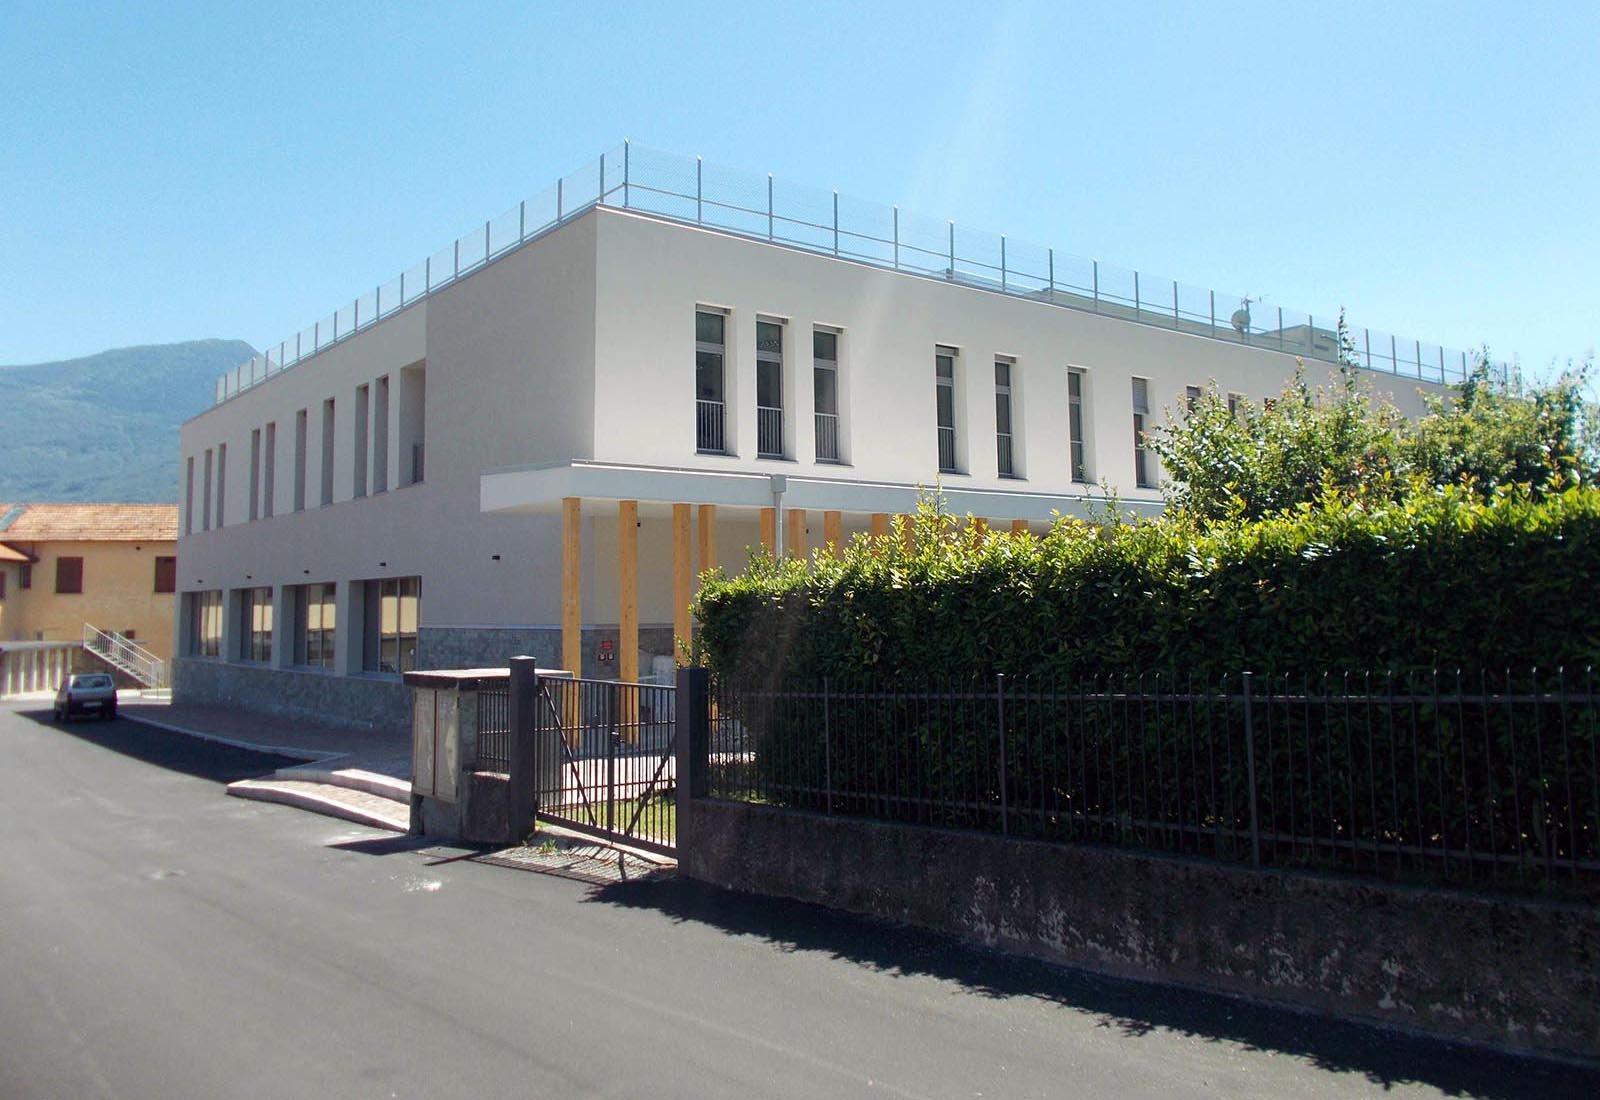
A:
54,672,118,721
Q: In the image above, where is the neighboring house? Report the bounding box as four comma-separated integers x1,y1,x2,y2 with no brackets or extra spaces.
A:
0,503,178,661
175,144,1479,729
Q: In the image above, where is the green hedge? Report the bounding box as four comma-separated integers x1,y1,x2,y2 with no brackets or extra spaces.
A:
696,485,1600,685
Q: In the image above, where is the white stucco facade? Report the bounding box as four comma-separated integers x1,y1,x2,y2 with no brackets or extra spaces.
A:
174,201,1448,717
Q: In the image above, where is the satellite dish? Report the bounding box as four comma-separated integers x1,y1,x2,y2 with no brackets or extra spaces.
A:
1230,297,1252,335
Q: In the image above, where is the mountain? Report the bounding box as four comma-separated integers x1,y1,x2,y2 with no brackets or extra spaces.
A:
0,339,257,502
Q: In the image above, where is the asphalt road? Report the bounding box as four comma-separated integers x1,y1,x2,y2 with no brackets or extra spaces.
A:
1,702,1594,1100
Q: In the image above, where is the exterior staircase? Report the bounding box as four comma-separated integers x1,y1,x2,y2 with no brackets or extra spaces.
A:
227,766,411,832
82,623,167,692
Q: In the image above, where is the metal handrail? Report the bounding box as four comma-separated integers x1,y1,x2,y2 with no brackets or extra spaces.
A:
82,622,166,689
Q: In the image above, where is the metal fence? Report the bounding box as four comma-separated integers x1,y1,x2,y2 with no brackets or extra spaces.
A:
709,668,1600,894
534,675,678,855
216,142,1512,405
477,685,509,773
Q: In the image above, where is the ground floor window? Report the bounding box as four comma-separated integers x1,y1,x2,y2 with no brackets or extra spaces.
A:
190,590,223,657
296,582,337,668
239,587,273,663
364,576,419,674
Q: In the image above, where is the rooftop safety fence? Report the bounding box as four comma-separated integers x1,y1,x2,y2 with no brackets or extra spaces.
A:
216,141,1512,405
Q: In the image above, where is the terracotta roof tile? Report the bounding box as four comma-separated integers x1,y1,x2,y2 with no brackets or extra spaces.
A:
0,503,178,542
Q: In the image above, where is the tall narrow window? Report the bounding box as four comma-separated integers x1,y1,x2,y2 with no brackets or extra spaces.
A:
202,449,214,530
215,443,227,526
248,428,261,521
239,587,273,663
184,456,195,534
320,399,336,506
1185,385,1202,413
353,383,370,498
695,310,727,454
1067,370,1087,483
296,582,337,668
399,366,426,486
756,320,784,458
935,346,959,473
813,329,840,462
372,376,389,494
1132,377,1154,488
262,422,276,518
364,576,420,674
995,358,1016,478
1227,392,1245,420
154,556,176,594
294,410,308,512
191,591,223,657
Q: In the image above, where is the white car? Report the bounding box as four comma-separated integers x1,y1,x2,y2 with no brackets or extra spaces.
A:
53,672,118,722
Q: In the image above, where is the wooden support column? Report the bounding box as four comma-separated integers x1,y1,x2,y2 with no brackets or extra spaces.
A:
786,508,807,559
672,503,692,665
562,497,582,676
898,513,916,553
870,513,890,539
697,504,717,576
1012,519,1030,536
618,499,639,736
759,507,776,558
618,500,638,684
972,517,989,538
823,511,843,557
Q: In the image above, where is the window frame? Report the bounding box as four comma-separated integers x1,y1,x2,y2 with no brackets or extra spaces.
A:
364,576,420,676
296,582,337,669
935,345,960,474
191,590,223,658
1067,369,1088,483
1132,376,1154,489
755,318,785,459
994,357,1017,478
812,327,842,463
239,587,273,664
55,556,84,595
695,308,729,455
154,556,176,594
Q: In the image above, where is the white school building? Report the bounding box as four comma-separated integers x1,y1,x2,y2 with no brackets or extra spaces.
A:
174,143,1478,727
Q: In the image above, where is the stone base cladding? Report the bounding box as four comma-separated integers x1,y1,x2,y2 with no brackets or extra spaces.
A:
173,658,410,732
418,625,678,680
682,799,1600,1060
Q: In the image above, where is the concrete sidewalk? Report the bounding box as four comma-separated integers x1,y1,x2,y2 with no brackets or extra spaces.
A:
118,698,411,780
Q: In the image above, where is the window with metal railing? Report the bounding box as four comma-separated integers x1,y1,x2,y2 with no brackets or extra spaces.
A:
936,346,959,473
995,358,1016,477
756,319,784,458
1132,376,1154,488
1067,370,1087,482
696,309,727,454
813,328,841,462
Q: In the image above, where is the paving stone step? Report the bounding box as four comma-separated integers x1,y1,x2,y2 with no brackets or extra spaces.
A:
270,766,411,804
227,778,409,832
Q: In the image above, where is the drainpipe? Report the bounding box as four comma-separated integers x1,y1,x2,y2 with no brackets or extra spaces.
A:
770,474,788,559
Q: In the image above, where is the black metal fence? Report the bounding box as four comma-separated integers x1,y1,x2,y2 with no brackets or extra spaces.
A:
533,676,678,855
477,685,509,772
709,668,1600,894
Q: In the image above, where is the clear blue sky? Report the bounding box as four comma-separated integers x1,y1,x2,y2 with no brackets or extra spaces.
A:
2,1,1595,376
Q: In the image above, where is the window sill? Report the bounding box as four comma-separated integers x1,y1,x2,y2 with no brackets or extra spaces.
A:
696,449,737,458
814,458,852,467
998,473,1026,482
755,454,795,463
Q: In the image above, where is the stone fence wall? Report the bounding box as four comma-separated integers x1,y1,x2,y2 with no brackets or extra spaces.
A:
679,797,1600,1060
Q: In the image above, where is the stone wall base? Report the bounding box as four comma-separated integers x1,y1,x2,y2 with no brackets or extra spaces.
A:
173,658,410,732
683,799,1600,1061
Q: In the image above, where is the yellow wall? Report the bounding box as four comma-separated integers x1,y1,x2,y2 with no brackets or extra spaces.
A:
0,540,176,659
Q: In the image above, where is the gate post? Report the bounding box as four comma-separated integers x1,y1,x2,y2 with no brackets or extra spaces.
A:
507,656,539,843
675,666,711,856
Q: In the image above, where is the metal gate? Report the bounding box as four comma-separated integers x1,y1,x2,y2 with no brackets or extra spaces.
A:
532,675,677,856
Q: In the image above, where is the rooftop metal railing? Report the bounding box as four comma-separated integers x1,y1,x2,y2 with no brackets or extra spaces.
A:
215,141,1512,405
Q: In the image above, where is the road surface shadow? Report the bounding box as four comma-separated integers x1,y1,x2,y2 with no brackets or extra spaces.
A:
585,874,1599,1100
12,708,301,784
